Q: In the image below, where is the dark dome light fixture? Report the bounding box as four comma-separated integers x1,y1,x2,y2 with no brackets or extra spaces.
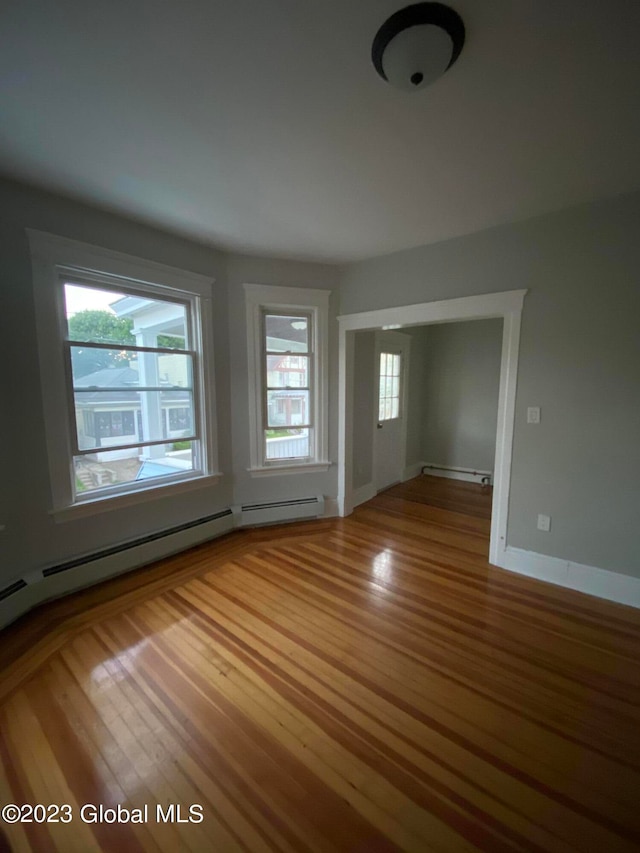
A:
372,2,465,92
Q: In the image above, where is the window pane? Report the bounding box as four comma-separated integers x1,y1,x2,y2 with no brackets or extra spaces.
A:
266,390,310,427
391,399,399,419
74,441,195,495
65,283,188,348
266,354,309,388
265,314,309,353
168,407,192,432
74,390,194,451
70,347,192,387
265,428,310,461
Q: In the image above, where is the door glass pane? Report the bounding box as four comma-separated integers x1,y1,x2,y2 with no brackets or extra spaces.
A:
379,351,402,421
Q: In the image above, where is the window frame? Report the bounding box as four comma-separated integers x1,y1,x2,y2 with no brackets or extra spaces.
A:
244,284,330,477
28,230,220,519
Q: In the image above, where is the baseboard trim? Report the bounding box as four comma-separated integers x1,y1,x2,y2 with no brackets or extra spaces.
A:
0,511,236,631
422,463,492,486
352,483,377,508
497,546,640,609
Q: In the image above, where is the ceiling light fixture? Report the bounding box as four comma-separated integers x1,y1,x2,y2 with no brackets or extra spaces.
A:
372,2,465,92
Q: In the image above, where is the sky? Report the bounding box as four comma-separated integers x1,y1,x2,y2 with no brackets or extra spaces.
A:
64,284,122,317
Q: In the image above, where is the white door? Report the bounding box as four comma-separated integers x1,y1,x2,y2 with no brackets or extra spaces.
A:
373,332,410,492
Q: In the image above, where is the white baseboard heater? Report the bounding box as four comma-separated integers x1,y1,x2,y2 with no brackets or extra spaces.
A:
0,508,235,630
422,464,492,486
236,495,324,527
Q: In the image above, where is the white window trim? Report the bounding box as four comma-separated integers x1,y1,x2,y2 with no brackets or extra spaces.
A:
244,283,330,477
27,230,221,519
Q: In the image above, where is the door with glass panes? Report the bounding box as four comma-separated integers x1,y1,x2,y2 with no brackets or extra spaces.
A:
373,331,410,492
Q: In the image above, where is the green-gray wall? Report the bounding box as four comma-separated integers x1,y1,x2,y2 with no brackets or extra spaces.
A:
340,193,640,578
2,176,639,591
418,320,502,472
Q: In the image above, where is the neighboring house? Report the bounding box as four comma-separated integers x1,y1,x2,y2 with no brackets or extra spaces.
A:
74,365,192,461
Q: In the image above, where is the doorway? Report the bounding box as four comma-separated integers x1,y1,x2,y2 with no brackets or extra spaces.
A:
337,289,526,567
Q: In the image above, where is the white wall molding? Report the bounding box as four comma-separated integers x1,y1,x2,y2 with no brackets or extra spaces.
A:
0,512,235,631
352,483,377,507
498,546,640,609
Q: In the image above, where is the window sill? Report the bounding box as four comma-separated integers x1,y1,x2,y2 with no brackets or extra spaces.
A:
50,472,223,522
247,461,331,478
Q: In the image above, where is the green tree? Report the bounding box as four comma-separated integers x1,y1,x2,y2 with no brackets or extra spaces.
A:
68,310,135,377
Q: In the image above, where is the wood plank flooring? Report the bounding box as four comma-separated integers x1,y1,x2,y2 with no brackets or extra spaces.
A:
1,476,639,852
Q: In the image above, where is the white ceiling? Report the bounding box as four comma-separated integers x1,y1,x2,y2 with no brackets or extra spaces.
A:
2,1,640,262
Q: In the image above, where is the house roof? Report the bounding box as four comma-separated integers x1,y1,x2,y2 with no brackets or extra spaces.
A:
73,366,189,405
2,2,640,261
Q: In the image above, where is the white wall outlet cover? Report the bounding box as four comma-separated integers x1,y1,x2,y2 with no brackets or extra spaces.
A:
527,406,541,424
537,514,551,532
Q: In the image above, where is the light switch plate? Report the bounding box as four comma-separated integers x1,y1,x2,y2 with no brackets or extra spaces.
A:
527,406,541,424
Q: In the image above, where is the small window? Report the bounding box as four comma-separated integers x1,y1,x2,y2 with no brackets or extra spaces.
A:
378,352,402,421
245,284,330,475
264,312,312,461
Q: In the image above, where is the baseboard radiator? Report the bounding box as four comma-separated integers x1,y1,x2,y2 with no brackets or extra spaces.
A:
0,509,235,630
235,495,325,527
422,463,492,486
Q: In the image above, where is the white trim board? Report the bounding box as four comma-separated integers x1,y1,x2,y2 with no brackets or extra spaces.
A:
337,288,526,569
498,547,640,610
0,494,340,631
0,513,235,631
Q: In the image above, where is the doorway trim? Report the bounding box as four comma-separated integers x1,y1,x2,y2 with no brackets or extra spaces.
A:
337,289,527,567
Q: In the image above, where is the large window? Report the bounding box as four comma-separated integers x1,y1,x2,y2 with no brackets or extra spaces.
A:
28,231,219,516
245,284,330,475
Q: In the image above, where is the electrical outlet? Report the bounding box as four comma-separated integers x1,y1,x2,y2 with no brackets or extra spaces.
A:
537,514,551,532
527,406,541,424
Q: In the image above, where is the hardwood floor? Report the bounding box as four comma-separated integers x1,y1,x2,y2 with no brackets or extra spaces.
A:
1,477,639,851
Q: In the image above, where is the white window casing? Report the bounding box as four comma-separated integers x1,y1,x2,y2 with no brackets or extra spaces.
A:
244,283,331,477
28,230,221,519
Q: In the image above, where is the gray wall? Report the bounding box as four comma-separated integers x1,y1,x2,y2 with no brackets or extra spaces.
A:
0,178,230,587
419,319,502,472
340,192,640,578
2,175,639,591
0,178,339,590
225,251,340,506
